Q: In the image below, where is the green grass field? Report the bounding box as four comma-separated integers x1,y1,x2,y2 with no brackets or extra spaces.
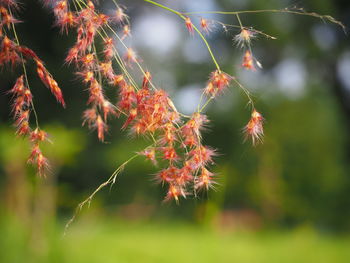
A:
1,217,350,263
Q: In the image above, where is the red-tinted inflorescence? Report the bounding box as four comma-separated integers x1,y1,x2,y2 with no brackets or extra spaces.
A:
46,0,265,201
2,0,266,199
1,1,65,176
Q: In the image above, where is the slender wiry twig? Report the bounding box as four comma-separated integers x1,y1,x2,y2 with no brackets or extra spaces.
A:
144,0,221,72
183,8,346,33
64,152,141,235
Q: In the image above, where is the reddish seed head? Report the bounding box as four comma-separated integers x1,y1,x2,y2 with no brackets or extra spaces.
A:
96,14,109,26
36,61,47,82
16,120,30,136
164,184,187,203
79,71,95,83
30,128,49,143
9,76,33,117
156,166,178,184
36,152,49,176
183,112,208,137
103,38,114,60
1,36,13,49
65,46,79,64
242,50,255,70
213,71,231,90
96,115,107,142
136,87,150,105
101,100,116,121
80,53,95,68
205,70,232,97
47,77,66,107
204,82,215,97
78,7,94,22
28,144,41,162
155,168,172,184
15,110,29,126
1,10,20,28
183,132,198,148
175,167,194,187
122,25,131,39
56,11,76,33
82,108,97,128
124,48,137,65
12,96,25,116
18,46,39,60
87,1,95,10
244,109,264,145
189,145,216,169
113,74,125,87
121,108,137,130
161,146,179,163
85,22,97,48
54,0,68,12
0,36,21,66
167,111,180,124
159,123,177,145
131,119,147,135
9,75,24,96
87,79,104,106
23,89,33,104
104,37,113,46
118,85,136,111
200,18,211,34
139,148,157,165
185,17,194,35
28,144,49,177
75,29,89,53
99,61,115,81
195,168,216,191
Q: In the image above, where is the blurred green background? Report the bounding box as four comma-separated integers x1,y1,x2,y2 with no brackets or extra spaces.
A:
0,0,350,262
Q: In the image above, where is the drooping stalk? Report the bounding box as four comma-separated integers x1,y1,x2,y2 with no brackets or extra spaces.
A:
144,0,221,72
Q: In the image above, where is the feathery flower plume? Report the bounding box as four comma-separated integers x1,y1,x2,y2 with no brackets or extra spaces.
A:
28,144,49,177
124,47,137,65
244,109,264,145
234,28,256,48
200,18,211,34
242,50,255,70
103,37,115,60
122,25,131,39
1,2,66,177
138,148,157,166
205,70,232,97
195,168,216,191
82,108,97,128
0,36,20,66
96,115,107,142
184,17,194,35
164,184,187,203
